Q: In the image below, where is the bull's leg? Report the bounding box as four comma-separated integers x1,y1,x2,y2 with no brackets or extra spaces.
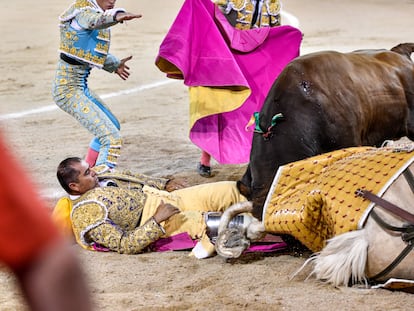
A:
237,164,252,199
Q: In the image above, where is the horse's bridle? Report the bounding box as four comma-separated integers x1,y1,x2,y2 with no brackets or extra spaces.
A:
355,168,414,282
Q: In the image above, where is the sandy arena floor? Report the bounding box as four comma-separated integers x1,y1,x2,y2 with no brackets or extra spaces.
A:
1,0,414,310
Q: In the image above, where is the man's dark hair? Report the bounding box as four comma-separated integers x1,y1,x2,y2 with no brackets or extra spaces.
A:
57,157,83,194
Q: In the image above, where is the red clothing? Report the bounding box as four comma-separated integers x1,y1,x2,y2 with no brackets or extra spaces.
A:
0,133,60,272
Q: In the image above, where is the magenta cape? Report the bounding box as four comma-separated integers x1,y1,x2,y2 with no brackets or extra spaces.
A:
155,0,302,164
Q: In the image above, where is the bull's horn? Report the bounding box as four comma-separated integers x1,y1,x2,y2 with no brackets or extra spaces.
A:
217,201,253,235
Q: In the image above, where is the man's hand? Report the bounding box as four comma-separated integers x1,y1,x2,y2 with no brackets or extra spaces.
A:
153,201,180,224
115,12,142,23
115,56,133,80
165,178,189,192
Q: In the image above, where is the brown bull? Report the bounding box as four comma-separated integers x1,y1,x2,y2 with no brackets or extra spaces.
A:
239,43,414,220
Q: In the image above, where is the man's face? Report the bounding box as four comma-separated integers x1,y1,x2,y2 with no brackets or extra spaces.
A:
69,160,99,195
96,0,116,11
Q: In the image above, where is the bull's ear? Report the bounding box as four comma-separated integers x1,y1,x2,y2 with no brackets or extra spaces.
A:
237,180,251,199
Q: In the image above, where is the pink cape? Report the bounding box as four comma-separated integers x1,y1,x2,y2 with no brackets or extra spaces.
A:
155,0,302,164
92,232,287,254
151,232,287,254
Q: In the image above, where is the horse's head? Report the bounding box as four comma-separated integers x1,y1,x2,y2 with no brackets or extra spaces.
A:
362,166,414,283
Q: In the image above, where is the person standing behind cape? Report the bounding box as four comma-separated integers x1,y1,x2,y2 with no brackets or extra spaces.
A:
52,0,142,172
216,0,282,29
155,0,302,177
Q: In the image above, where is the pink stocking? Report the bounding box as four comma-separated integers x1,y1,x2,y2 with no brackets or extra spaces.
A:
200,150,211,167
85,148,99,167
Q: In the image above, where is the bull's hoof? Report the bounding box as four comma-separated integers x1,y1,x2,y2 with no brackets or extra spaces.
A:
215,227,250,258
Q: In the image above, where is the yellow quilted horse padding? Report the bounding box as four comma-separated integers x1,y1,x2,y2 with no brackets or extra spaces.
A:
263,146,414,252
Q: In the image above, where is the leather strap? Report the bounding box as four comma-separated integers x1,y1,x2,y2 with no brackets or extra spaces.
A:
355,189,414,224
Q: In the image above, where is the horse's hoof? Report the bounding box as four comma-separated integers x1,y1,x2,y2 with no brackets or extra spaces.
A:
215,228,250,258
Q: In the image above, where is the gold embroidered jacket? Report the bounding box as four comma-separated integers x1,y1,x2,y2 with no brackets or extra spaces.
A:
71,170,169,254
58,0,124,70
216,0,281,29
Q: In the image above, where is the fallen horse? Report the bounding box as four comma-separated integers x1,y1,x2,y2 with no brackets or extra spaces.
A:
216,144,414,288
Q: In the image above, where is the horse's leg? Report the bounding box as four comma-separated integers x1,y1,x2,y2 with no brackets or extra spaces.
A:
215,201,265,258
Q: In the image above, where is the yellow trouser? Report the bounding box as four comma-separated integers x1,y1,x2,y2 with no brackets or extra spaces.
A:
140,181,247,239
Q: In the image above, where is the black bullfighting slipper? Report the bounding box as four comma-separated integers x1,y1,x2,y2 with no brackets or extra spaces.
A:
197,162,211,177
